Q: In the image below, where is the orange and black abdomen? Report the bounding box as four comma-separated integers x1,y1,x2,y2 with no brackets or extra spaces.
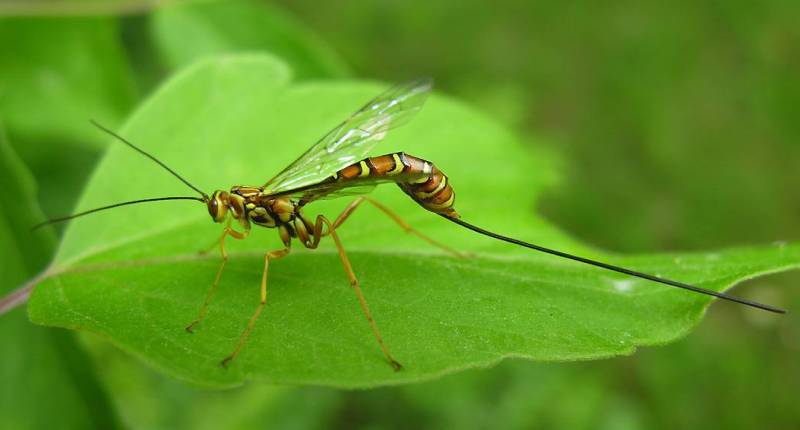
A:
337,152,459,218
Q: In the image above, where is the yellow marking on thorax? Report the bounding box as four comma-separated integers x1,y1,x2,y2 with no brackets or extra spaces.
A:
249,205,276,227
278,212,292,223
233,186,260,197
270,198,294,214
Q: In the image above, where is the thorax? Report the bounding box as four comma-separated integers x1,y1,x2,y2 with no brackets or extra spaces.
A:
230,185,297,228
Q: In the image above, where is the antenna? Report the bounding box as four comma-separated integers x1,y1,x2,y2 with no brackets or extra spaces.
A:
32,122,210,230
32,196,205,230
90,120,209,200
442,215,786,314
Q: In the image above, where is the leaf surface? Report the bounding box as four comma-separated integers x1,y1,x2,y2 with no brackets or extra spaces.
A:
28,55,799,388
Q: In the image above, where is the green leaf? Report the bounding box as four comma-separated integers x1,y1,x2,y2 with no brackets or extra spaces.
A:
0,16,137,218
27,54,799,388
0,132,55,276
0,129,119,429
0,16,136,148
79,334,340,430
152,0,350,79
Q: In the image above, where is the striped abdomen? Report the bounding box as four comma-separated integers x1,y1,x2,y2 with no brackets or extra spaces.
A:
337,152,459,218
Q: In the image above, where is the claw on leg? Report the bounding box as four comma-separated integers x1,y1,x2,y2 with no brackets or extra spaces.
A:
390,359,403,371
185,321,199,333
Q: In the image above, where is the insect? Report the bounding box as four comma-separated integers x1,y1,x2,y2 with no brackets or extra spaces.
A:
37,78,785,370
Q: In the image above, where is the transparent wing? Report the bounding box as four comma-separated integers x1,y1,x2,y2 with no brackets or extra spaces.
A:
269,159,429,205
263,78,432,195
294,184,379,205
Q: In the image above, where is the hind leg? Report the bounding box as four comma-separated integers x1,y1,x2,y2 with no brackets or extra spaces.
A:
309,214,402,370
334,196,468,258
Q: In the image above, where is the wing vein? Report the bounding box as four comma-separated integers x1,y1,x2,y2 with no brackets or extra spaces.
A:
262,78,433,200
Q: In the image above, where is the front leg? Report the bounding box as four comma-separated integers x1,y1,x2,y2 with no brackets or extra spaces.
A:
186,218,250,333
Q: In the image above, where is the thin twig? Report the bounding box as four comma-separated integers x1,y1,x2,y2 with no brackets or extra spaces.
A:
0,271,48,316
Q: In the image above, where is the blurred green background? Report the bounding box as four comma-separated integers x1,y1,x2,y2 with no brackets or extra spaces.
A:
1,0,798,428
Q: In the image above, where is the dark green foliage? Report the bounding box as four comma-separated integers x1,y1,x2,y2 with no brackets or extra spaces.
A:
0,131,119,429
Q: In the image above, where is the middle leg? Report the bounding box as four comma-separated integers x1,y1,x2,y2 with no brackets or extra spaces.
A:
221,246,290,367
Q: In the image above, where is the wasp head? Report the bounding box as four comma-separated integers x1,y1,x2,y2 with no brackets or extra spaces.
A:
207,190,229,222
207,189,248,222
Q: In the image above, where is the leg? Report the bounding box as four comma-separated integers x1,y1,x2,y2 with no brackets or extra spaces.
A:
221,246,290,367
314,214,403,371
186,219,249,332
333,196,468,258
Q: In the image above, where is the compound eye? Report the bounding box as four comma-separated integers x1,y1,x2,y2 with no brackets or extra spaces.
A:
206,191,230,222
206,199,215,217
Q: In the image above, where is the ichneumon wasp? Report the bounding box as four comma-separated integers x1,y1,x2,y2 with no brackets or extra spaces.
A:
36,78,785,370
